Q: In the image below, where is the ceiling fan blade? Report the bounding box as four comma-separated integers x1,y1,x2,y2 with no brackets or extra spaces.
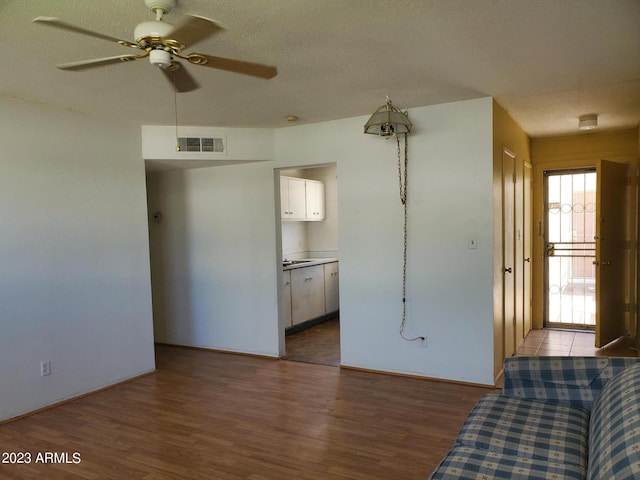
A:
193,54,277,79
169,14,225,49
161,62,200,92
33,17,138,48
56,54,141,71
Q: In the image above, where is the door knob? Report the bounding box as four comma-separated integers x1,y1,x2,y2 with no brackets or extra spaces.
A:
524,257,531,263
504,267,513,273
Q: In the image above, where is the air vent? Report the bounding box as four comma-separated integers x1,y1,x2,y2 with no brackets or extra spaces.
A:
178,137,225,153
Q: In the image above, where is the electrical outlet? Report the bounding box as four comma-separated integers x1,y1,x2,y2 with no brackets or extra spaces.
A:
40,360,51,377
418,336,428,348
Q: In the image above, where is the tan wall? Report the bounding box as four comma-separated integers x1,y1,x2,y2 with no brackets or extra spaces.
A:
637,125,640,346
492,100,531,381
531,129,639,336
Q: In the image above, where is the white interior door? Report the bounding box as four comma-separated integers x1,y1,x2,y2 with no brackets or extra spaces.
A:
503,150,516,358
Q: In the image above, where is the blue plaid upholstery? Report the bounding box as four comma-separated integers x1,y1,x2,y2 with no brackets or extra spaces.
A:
587,362,640,480
428,357,640,479
456,394,589,469
502,356,640,409
428,445,586,480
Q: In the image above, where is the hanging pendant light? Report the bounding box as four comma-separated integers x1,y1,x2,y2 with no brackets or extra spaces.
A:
363,96,413,137
363,96,423,344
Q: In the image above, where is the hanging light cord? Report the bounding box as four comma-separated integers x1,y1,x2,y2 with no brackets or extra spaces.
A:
397,133,423,342
174,73,180,152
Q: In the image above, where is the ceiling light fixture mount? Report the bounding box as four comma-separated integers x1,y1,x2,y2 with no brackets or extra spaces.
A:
578,113,598,131
144,0,175,20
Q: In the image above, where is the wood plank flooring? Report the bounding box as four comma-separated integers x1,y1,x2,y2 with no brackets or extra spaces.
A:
284,317,340,366
0,345,493,480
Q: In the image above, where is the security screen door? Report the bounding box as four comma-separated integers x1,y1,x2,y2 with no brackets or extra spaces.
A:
545,162,628,347
545,169,597,329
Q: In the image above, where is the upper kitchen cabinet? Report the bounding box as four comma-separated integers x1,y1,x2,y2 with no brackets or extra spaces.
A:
280,176,325,221
281,176,306,220
305,180,325,221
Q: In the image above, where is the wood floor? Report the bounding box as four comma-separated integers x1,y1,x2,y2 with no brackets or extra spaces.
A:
0,345,494,480
284,317,340,366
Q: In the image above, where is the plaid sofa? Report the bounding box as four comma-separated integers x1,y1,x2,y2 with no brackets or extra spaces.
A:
428,356,640,479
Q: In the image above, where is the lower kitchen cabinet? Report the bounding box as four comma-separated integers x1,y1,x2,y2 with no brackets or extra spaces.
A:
324,262,339,313
283,260,340,331
282,270,292,328
291,264,325,326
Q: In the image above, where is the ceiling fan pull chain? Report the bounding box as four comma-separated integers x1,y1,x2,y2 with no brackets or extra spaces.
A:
174,74,180,151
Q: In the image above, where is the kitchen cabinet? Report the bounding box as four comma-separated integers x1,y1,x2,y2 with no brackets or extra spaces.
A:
305,180,325,221
324,262,339,313
280,177,306,220
283,260,339,330
280,176,325,221
290,264,325,326
282,270,292,328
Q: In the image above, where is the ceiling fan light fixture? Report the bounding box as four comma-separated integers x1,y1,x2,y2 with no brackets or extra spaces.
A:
578,113,598,130
34,0,278,88
149,49,172,68
364,96,412,137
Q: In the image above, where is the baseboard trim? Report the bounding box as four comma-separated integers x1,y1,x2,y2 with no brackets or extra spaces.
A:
155,342,279,361
285,311,339,335
340,364,499,390
0,370,157,425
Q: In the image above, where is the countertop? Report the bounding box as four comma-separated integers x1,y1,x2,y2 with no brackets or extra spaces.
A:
283,258,338,270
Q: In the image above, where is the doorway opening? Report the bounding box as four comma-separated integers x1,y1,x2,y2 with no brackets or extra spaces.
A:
276,164,340,367
544,169,597,329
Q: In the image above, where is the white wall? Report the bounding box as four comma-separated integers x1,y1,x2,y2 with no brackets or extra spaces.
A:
0,97,156,421
305,165,339,256
277,98,495,384
142,125,275,161
147,97,496,385
147,163,280,354
281,221,309,258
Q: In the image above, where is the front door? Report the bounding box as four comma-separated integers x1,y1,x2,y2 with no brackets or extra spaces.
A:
595,159,628,347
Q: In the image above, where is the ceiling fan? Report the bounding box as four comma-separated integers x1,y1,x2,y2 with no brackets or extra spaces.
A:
33,0,277,93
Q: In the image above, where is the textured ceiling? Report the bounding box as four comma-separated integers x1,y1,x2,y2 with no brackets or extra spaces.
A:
1,0,639,138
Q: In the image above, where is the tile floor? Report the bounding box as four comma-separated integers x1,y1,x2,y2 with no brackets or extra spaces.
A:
515,329,638,357
284,321,638,370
